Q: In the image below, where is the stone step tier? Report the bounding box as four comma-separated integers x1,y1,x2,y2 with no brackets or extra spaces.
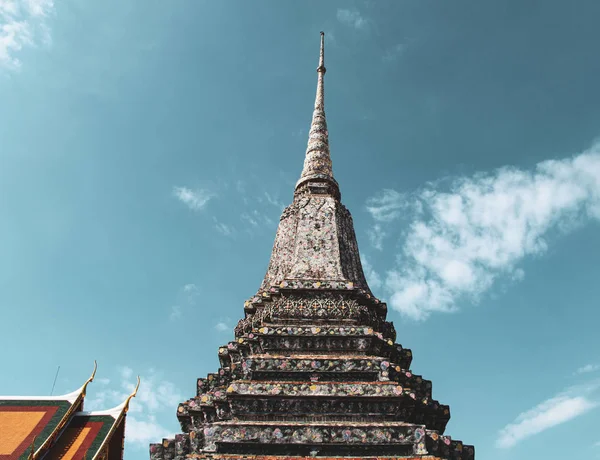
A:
179,399,448,435
236,290,394,341
242,286,387,317
218,326,412,364
205,355,430,397
150,423,474,460
178,379,449,433
225,396,449,432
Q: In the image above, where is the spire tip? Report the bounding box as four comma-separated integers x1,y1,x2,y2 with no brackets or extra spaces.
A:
317,31,326,73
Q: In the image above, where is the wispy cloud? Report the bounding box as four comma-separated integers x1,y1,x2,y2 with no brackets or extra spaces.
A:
366,189,407,222
214,219,234,237
236,180,248,204
182,283,199,302
576,364,600,375
173,186,214,211
496,381,600,448
242,208,275,229
326,31,337,46
291,128,305,138
336,8,368,30
0,0,53,70
238,192,282,231
264,191,285,212
215,317,232,332
361,255,382,291
241,212,259,228
121,366,133,380
167,283,200,321
168,305,181,321
216,190,281,237
126,416,174,446
367,141,600,320
383,43,406,62
367,223,386,250
86,367,182,448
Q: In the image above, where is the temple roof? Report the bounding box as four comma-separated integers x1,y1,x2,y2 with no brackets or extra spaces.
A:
45,390,139,460
0,363,139,460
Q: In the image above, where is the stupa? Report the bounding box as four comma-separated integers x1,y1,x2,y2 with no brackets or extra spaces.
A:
150,33,474,460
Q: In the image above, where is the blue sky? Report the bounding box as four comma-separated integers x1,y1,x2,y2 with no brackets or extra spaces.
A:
1,1,600,459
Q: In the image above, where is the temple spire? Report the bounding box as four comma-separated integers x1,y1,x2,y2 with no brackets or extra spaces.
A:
295,32,339,197
318,30,325,72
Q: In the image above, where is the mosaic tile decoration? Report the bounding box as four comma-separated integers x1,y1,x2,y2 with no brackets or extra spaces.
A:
149,32,474,460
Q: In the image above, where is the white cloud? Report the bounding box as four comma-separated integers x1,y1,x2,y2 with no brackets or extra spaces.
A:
182,283,197,292
122,372,182,415
336,8,368,30
264,192,285,211
215,320,230,332
86,367,183,448
383,43,406,62
236,180,246,194
0,1,19,15
367,142,600,320
576,364,600,375
121,366,133,380
496,382,600,448
182,283,199,304
361,255,382,291
0,0,53,70
167,284,199,320
241,209,275,230
125,415,174,445
173,186,214,211
23,0,52,17
169,305,181,321
263,214,275,227
84,389,119,411
223,178,285,234
497,396,595,448
326,31,337,46
366,189,407,222
214,220,234,237
241,212,259,228
367,223,386,250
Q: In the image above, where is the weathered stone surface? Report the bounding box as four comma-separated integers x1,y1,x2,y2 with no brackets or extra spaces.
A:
259,197,370,294
149,32,474,460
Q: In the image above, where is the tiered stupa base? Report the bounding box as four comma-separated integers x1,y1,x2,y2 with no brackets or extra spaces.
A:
150,288,474,460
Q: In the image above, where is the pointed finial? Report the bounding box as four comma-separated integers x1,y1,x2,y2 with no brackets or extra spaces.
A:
27,435,37,460
295,31,338,197
123,376,140,413
81,360,97,397
318,32,326,73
